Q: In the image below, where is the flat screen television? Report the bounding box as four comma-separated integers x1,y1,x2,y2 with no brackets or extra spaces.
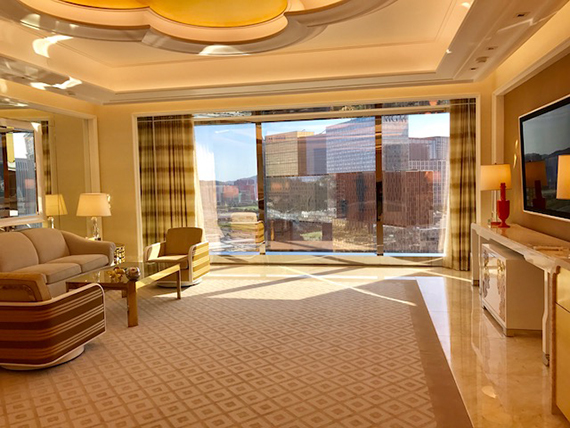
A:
520,94,570,221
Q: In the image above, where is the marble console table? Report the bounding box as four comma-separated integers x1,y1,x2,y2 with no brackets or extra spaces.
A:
471,223,570,366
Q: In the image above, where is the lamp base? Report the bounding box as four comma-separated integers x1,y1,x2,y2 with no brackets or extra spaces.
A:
91,217,101,241
497,197,510,229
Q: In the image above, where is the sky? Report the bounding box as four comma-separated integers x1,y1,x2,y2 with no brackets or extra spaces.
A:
195,112,450,182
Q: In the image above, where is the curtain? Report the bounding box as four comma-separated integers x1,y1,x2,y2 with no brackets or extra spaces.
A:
138,115,201,247
444,99,476,271
41,121,52,195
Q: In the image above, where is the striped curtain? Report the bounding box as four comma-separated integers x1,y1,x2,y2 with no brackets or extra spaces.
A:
138,115,200,247
41,121,52,195
444,99,476,271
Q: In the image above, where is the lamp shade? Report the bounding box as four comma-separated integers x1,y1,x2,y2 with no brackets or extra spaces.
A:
525,161,547,187
76,193,111,217
557,155,570,199
480,164,512,191
45,194,68,216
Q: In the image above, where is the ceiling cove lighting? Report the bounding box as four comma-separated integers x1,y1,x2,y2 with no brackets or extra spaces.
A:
32,35,72,58
12,0,398,55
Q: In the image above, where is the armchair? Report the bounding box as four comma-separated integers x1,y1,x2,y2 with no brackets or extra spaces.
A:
144,227,210,286
0,273,105,370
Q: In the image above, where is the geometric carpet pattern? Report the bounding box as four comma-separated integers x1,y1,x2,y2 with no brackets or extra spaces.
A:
0,266,472,427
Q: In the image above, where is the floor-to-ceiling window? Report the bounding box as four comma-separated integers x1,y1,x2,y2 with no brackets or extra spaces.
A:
382,112,450,255
193,101,451,258
262,117,377,253
194,123,260,253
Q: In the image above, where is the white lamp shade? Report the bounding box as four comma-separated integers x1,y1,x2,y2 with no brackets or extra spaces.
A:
557,155,570,199
45,194,68,216
76,193,111,217
480,164,512,191
525,161,548,187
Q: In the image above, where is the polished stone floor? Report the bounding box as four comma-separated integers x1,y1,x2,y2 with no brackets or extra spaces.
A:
207,264,569,428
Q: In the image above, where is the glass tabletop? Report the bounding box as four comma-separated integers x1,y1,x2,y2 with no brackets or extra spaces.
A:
67,262,179,286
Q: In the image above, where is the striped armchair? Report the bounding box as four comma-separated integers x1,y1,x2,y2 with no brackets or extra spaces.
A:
0,273,106,370
144,227,210,286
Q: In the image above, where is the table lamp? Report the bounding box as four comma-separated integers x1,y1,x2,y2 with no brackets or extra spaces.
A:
76,193,111,240
525,160,547,209
557,155,570,200
45,194,67,228
481,164,512,228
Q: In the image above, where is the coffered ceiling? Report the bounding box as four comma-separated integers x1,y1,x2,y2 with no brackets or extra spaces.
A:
0,0,567,104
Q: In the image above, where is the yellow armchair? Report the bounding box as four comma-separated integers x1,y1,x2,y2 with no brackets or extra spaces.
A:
144,227,210,285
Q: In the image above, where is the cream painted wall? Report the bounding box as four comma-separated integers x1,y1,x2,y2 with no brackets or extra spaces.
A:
96,80,494,260
51,114,89,237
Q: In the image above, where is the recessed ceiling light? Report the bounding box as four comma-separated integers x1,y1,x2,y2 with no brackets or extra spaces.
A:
470,67,478,71
486,46,498,51
446,49,452,54
461,2,471,9
476,56,488,63
515,12,529,18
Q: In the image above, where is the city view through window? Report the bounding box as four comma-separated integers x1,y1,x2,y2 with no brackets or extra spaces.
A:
195,112,449,255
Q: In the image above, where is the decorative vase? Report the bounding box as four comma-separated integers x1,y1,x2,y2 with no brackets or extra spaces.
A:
125,267,141,281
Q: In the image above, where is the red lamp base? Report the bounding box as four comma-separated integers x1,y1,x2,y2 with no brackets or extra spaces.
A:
497,182,510,228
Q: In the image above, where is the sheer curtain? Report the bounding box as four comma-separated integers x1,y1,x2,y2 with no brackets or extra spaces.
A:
444,99,476,271
138,115,202,247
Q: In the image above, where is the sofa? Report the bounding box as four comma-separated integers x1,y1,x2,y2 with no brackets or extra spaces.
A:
0,228,115,296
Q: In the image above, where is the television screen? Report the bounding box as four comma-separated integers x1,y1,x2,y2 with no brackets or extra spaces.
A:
520,94,570,220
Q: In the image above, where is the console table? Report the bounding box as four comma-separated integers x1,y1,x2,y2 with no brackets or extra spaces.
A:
471,223,570,418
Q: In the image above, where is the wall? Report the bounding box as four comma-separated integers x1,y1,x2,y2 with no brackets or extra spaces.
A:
51,114,89,236
96,80,494,260
503,53,570,240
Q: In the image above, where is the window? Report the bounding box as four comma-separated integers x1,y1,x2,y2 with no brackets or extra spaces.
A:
194,101,452,257
194,123,259,253
262,117,376,253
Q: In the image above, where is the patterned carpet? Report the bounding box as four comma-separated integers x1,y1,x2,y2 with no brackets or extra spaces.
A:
0,268,472,428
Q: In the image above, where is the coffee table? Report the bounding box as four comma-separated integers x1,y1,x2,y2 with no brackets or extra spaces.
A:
66,262,181,327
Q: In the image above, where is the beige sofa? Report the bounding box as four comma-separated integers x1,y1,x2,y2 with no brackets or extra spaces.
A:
0,228,115,296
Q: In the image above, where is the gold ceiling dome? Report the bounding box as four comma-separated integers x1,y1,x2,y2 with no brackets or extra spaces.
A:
8,0,398,55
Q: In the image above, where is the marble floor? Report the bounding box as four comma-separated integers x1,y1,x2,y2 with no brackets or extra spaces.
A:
207,264,569,428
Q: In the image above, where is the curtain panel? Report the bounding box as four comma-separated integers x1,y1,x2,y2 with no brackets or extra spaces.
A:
444,99,477,271
41,121,52,195
138,115,201,247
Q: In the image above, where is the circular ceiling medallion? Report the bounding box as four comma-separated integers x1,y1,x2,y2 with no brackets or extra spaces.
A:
11,0,398,55
61,0,288,28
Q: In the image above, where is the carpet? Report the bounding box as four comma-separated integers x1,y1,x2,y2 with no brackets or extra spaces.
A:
0,270,472,427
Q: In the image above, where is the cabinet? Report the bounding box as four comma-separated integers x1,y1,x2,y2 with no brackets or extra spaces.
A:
480,243,544,335
556,268,570,420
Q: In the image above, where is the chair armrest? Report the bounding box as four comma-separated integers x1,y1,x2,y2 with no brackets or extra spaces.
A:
0,273,51,302
188,241,210,282
144,242,166,262
62,231,116,265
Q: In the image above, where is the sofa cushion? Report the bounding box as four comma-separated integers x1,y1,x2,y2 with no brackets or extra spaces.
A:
0,232,39,272
47,255,108,273
14,263,81,285
21,229,70,264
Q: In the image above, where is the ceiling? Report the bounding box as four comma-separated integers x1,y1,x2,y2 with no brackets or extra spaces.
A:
0,0,567,105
